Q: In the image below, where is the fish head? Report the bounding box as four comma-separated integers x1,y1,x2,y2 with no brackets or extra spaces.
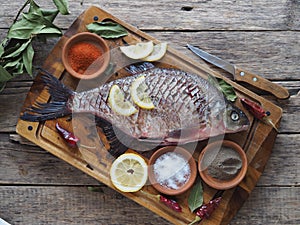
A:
223,102,250,133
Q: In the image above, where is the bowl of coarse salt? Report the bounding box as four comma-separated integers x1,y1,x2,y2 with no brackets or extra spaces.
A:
148,146,197,196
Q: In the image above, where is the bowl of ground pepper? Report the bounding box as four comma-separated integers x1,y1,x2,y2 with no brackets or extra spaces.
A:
62,32,110,80
198,140,248,190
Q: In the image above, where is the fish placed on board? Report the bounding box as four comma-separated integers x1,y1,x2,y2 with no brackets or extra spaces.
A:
21,66,249,150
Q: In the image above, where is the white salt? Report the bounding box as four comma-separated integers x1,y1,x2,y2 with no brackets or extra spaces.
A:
153,152,191,190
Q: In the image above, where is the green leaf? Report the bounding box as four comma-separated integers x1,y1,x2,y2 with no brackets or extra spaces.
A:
0,82,7,92
39,27,62,36
52,0,70,15
208,75,237,102
0,38,9,57
188,179,203,212
8,16,46,39
28,0,42,14
12,62,24,76
2,43,21,58
0,65,14,82
86,22,128,39
3,39,31,58
23,42,34,76
218,79,237,102
3,58,21,69
41,9,59,22
1,38,15,57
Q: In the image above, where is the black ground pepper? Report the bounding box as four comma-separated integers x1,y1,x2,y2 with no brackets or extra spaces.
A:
206,146,242,180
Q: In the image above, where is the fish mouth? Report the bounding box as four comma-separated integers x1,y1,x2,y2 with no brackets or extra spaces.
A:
241,124,250,131
225,124,250,134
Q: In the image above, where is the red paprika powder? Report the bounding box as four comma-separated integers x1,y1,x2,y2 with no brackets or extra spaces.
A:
68,41,103,75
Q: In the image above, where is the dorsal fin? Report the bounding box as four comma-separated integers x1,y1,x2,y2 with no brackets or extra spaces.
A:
125,62,155,75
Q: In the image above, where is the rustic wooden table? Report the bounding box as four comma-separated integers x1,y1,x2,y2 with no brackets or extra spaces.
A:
1,1,299,224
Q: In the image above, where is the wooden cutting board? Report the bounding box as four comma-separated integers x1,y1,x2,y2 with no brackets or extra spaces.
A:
16,6,282,225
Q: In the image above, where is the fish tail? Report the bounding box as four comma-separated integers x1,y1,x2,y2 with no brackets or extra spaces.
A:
20,69,73,122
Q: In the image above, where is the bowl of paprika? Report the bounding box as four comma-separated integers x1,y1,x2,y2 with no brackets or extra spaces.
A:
62,32,110,80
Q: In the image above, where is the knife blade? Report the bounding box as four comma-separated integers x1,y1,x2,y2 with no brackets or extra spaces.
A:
187,44,289,99
0,218,11,225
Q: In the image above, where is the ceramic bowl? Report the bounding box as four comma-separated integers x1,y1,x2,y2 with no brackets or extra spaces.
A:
148,146,197,196
62,32,110,80
198,140,248,190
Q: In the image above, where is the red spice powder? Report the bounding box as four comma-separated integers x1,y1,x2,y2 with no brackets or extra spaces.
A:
68,42,103,75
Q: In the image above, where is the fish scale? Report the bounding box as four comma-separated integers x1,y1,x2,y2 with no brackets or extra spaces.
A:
21,67,250,149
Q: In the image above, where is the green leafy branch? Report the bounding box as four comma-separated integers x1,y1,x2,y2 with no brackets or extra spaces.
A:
0,0,69,92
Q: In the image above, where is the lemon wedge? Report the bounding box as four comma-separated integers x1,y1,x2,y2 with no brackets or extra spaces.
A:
142,42,168,61
130,76,155,109
108,84,137,116
110,153,148,192
120,41,154,59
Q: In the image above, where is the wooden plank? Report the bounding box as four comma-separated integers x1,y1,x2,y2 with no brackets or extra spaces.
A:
151,31,300,81
13,6,286,225
1,0,299,30
0,186,299,225
0,2,298,225
1,31,299,81
1,133,299,186
0,134,99,185
0,92,27,132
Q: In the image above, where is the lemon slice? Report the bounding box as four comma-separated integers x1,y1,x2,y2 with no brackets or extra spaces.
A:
110,153,148,192
120,41,154,59
142,42,168,61
108,84,137,116
130,76,155,109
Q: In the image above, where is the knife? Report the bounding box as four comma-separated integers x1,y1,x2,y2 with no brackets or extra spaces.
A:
0,218,11,225
187,44,289,99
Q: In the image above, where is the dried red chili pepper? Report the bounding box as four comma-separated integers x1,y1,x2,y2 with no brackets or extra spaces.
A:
141,190,182,212
55,123,96,149
240,98,269,120
55,123,79,147
159,195,182,212
240,98,277,131
188,197,222,225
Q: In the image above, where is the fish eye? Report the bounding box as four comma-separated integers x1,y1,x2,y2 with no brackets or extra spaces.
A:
231,111,240,121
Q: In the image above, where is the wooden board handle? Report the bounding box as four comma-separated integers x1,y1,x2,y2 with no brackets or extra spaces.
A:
235,67,290,99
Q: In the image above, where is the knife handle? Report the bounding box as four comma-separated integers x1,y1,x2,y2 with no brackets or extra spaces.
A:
235,68,289,99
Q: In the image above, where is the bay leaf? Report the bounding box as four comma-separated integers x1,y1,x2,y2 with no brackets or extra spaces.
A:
8,17,45,39
23,42,34,76
12,62,24,76
3,39,31,59
87,22,128,39
208,75,237,102
42,9,59,22
3,58,21,69
187,179,203,212
0,38,9,57
218,79,237,102
0,82,6,92
23,10,62,36
39,27,62,36
1,39,19,58
0,65,14,82
28,0,42,15
52,0,70,15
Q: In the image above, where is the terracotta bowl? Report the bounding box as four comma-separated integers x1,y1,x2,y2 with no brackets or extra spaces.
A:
148,146,197,196
198,140,248,190
62,32,110,80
